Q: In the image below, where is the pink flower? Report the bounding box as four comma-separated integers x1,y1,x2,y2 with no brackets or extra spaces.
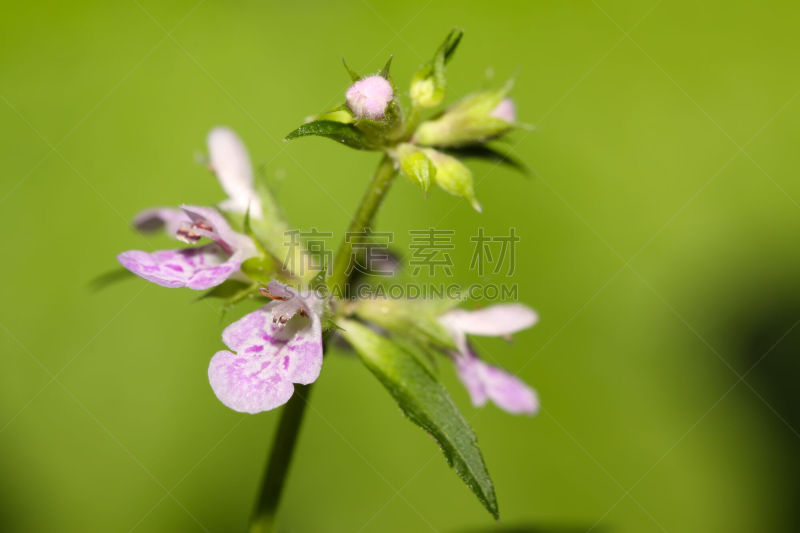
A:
208,281,324,413
490,98,516,124
118,205,257,290
439,303,539,415
346,75,394,120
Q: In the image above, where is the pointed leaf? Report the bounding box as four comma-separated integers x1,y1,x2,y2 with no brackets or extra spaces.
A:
339,319,499,519
446,145,529,175
285,120,378,150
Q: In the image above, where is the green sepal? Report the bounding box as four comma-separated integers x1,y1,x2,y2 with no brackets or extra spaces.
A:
379,55,394,79
353,97,404,142
339,319,499,519
423,148,482,212
197,279,251,301
410,28,464,109
354,296,460,350
309,268,327,292
285,120,379,150
197,281,261,321
342,57,361,82
241,256,281,284
390,143,435,194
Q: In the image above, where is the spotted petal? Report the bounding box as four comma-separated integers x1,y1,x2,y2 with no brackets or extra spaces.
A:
209,286,324,413
455,350,538,415
117,244,240,290
208,350,295,414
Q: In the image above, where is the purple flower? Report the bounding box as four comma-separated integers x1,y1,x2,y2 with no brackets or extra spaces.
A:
346,75,394,120
208,281,324,413
439,304,539,415
207,127,263,219
118,205,257,290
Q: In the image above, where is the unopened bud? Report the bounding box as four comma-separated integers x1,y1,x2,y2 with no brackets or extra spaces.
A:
490,98,516,124
422,148,481,212
346,75,394,121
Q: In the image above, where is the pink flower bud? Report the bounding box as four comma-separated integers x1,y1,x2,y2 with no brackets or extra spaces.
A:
346,75,393,120
490,98,516,123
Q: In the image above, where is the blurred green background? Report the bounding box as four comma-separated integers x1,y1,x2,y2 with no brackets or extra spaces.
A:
2,1,800,531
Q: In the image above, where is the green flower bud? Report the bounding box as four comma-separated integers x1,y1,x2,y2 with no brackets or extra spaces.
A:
422,148,481,212
410,77,440,108
390,143,435,193
412,81,515,147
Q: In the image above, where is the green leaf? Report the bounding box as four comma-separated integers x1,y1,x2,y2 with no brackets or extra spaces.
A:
445,145,528,175
285,120,378,151
339,319,499,519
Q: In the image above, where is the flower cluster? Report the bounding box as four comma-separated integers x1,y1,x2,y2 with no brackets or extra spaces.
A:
115,29,540,521
118,31,538,414
117,123,537,415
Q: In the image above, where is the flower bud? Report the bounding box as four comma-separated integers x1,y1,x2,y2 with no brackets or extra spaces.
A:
490,98,516,123
422,148,481,212
412,84,515,147
409,77,440,108
390,143,435,193
346,75,394,121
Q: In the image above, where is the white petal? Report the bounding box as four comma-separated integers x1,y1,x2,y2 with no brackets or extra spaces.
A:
207,127,262,218
440,303,538,338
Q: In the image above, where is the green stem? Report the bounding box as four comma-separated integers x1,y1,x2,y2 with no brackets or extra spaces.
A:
249,383,313,533
248,156,397,533
329,154,397,295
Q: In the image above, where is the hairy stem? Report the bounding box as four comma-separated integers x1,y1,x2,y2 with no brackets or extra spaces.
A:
328,154,397,295
248,156,397,532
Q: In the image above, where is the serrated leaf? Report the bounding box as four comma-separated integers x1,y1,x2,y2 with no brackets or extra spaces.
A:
339,319,499,519
285,120,378,150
